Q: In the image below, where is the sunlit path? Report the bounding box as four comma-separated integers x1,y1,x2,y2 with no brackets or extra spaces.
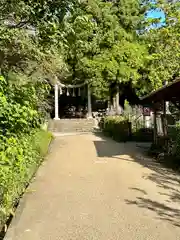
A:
5,134,180,240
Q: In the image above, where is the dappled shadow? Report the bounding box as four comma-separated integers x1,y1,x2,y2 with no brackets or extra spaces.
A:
93,132,180,228
93,132,180,176
130,187,147,195
126,167,180,227
125,197,180,227
93,133,162,169
147,172,180,191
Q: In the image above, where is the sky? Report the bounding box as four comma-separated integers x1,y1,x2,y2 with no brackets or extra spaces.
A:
146,9,165,21
146,8,166,28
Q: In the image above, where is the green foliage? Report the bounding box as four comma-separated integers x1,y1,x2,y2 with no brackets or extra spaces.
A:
101,116,153,142
149,125,180,168
0,76,50,135
0,0,63,230
0,0,180,229
0,0,69,80
138,1,180,94
132,128,153,142
62,0,148,98
1,0,178,98
0,0,179,99
168,125,180,158
0,129,52,228
0,74,52,231
100,116,131,142
0,0,73,30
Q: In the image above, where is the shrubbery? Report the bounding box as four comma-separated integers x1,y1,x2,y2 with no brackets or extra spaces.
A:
0,130,52,228
149,125,180,168
0,75,53,230
168,125,180,159
100,116,153,142
100,116,131,142
132,128,153,142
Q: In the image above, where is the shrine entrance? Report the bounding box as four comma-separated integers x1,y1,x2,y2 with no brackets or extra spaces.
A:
58,94,87,119
52,81,92,120
50,80,108,120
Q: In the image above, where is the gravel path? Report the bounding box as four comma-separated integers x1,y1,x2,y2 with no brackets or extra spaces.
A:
5,133,180,240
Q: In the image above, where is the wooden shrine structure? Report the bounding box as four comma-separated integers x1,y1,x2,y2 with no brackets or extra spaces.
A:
140,78,180,144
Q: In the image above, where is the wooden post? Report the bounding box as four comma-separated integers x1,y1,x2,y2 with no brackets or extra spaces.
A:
162,100,167,136
153,105,157,145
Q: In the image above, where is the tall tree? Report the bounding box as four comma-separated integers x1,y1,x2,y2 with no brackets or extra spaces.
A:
137,0,180,94
0,0,71,79
62,0,148,100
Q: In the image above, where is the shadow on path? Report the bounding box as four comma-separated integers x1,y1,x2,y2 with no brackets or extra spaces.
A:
125,197,180,228
93,132,180,228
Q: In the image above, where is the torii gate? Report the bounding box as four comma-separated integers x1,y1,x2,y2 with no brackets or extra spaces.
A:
54,79,92,120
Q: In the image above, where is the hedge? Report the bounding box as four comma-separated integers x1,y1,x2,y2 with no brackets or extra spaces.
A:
100,116,131,142
132,128,153,142
0,129,53,230
100,116,153,142
148,125,180,168
168,125,180,158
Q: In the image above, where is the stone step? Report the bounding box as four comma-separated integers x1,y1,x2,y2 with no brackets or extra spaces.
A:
48,119,96,133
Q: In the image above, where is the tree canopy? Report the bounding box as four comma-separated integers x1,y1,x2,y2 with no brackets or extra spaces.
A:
61,0,149,98
0,0,179,98
137,0,180,94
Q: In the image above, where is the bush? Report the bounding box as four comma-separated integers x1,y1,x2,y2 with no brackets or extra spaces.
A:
100,116,131,142
0,54,52,234
100,116,153,143
0,76,50,136
168,125,180,159
0,129,53,229
148,125,180,168
132,128,153,142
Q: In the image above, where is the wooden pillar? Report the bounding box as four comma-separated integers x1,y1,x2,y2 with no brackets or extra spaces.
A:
54,83,60,120
162,100,167,136
87,85,92,119
153,105,157,145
